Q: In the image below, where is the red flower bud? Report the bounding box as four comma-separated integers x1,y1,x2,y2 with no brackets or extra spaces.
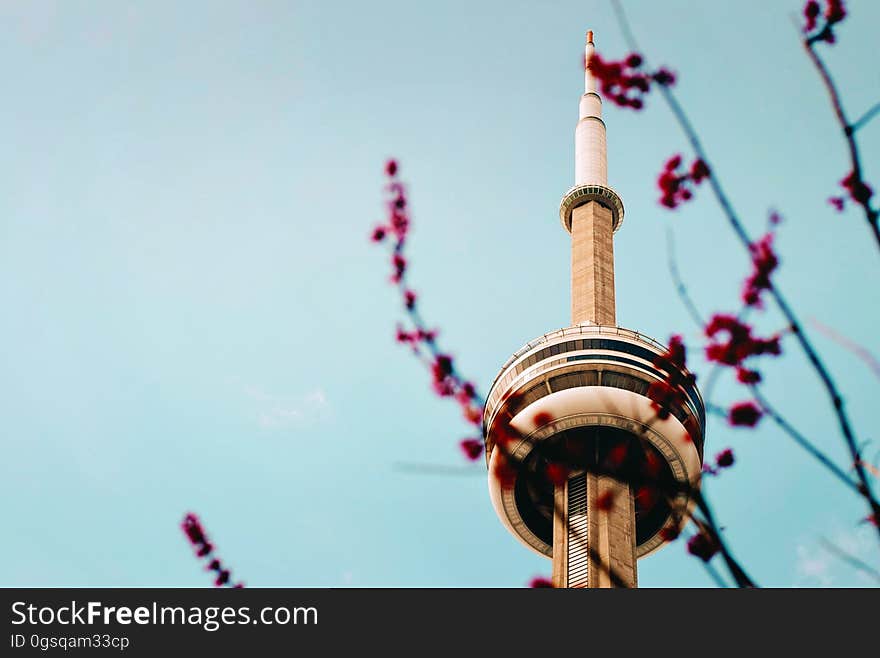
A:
653,68,676,86
825,0,846,24
625,53,643,68
687,531,719,562
803,0,820,31
735,368,761,384
715,448,735,468
529,576,554,588
460,438,484,461
728,401,763,427
828,196,845,212
690,158,711,183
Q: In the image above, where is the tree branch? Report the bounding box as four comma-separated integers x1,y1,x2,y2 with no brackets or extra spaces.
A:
798,20,880,249
610,0,880,541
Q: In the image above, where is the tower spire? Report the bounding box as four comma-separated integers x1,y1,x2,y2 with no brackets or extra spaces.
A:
576,29,607,188
584,30,596,94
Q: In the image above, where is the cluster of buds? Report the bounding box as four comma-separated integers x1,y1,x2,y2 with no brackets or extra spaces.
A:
687,529,720,562
657,154,710,209
702,448,736,476
395,325,437,346
703,314,782,428
829,170,874,212
741,232,779,308
727,401,763,428
429,353,485,461
647,335,696,421
803,0,847,43
705,314,781,367
587,52,676,110
181,513,243,587
841,170,873,203
371,159,411,284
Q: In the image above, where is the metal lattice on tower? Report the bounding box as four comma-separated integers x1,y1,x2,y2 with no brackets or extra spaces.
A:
482,31,706,588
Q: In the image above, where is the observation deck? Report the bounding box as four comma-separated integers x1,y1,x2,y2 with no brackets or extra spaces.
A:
482,324,705,559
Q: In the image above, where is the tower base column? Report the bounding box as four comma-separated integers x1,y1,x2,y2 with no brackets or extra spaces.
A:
551,472,638,588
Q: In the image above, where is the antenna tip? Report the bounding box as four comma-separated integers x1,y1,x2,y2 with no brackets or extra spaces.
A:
586,30,594,44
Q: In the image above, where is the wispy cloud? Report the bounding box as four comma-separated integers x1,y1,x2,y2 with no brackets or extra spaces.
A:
794,525,879,587
237,383,331,430
795,544,833,587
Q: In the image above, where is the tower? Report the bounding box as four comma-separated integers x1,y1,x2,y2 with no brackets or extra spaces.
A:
482,31,705,588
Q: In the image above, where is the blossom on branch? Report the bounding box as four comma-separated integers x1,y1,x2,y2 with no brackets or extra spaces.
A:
728,401,763,427
735,367,762,384
715,448,735,468
840,171,874,205
181,513,243,588
825,0,847,24
529,576,554,588
586,52,676,110
703,447,737,476
657,155,710,209
742,232,779,308
803,1,821,32
704,314,781,368
372,160,488,461
803,0,847,43
460,438,484,461
709,322,774,421
828,196,846,212
687,531,719,561
648,335,696,420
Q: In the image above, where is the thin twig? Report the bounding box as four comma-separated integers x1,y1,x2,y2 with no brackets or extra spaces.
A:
692,490,754,587
751,385,861,493
701,553,730,588
799,25,880,249
663,225,731,407
809,318,880,382
818,536,880,584
665,227,705,328
852,100,880,133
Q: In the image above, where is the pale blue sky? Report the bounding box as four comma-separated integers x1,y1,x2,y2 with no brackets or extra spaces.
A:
1,0,878,587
